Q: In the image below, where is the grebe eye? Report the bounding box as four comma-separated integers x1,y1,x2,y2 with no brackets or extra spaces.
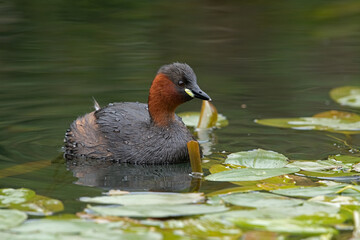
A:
178,80,185,86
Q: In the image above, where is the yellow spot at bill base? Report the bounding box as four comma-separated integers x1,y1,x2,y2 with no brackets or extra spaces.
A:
185,88,194,98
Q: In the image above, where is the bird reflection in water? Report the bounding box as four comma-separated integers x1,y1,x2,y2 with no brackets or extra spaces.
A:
67,159,193,192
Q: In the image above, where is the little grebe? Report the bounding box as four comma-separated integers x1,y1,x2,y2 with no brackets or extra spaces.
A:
64,63,211,164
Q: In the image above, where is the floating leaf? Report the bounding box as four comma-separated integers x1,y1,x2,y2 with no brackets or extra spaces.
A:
309,195,360,207
298,171,360,180
0,209,27,230
86,204,228,218
313,110,360,120
13,195,64,216
271,184,360,198
207,174,298,195
221,192,304,208
80,193,204,205
233,218,337,235
205,167,300,182
255,114,360,134
208,201,339,220
330,155,360,164
205,201,342,235
179,112,228,128
330,86,360,108
286,159,348,172
9,219,162,240
225,149,288,168
0,188,63,215
241,231,279,240
12,219,119,234
0,188,36,206
207,186,262,196
209,164,238,174
147,218,242,239
353,162,360,172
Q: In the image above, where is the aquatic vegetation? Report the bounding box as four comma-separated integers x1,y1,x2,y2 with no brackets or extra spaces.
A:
2,86,360,239
205,167,300,182
0,209,27,230
0,188,63,216
330,86,360,108
178,100,228,129
80,192,205,205
224,149,288,168
255,110,360,134
86,204,228,218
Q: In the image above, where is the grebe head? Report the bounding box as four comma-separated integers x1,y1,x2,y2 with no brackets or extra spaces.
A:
148,63,211,126
157,63,211,102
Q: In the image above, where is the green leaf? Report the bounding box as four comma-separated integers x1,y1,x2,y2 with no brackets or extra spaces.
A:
298,171,360,180
286,159,348,172
87,204,228,218
330,86,360,108
221,192,304,208
14,195,64,216
178,112,228,128
145,218,242,239
0,188,36,206
80,193,204,205
330,154,360,164
309,195,360,207
208,201,339,220
232,218,337,235
271,184,360,197
0,209,27,230
255,116,360,134
225,149,288,168
12,219,120,234
0,188,64,216
205,167,300,182
9,219,162,240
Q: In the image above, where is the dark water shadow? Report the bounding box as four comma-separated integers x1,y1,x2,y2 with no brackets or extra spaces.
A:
66,159,193,192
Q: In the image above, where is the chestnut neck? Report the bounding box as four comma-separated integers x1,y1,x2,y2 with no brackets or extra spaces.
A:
148,73,184,126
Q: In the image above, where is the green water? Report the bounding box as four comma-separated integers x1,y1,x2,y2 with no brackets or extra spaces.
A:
1,0,360,227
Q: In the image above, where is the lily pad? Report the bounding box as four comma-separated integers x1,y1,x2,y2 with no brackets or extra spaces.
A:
255,115,360,134
208,201,339,220
0,188,36,206
271,184,360,198
80,192,204,205
330,155,360,164
178,112,228,128
286,159,348,172
225,149,288,168
330,86,360,108
0,209,27,230
145,218,242,239
207,166,298,193
0,188,64,216
221,192,304,208
297,171,360,181
309,195,360,207
205,167,300,182
9,219,162,240
86,204,228,218
233,218,337,235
